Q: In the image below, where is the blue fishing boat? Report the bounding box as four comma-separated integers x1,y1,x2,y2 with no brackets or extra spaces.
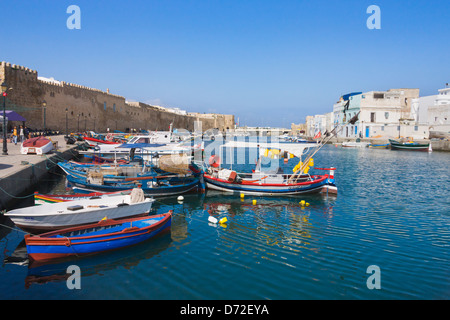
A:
58,161,157,182
25,212,172,262
66,173,201,197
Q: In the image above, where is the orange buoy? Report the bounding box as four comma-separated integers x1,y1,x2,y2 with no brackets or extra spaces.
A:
208,155,221,168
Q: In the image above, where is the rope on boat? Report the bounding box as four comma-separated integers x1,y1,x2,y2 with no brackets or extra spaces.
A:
0,185,35,199
288,111,360,183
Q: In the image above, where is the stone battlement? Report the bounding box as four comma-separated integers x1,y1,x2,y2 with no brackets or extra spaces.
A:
0,61,234,133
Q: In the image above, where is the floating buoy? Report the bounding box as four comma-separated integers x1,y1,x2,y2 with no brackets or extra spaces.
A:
306,202,310,206
252,199,257,205
219,217,228,224
177,196,184,201
208,216,218,224
300,200,305,206
240,193,245,199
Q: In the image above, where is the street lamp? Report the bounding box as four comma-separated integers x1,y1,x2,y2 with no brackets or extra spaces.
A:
1,81,8,155
42,100,47,135
65,108,68,136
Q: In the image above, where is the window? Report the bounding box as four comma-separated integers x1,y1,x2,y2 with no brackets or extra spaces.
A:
104,102,107,110
374,93,384,99
381,126,384,131
385,112,389,119
414,126,418,131
370,112,376,123
113,103,116,112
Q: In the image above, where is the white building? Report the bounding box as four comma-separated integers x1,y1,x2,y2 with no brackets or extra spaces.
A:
411,86,450,137
332,89,425,139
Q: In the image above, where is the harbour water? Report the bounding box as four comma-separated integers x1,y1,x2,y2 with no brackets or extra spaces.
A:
0,145,449,300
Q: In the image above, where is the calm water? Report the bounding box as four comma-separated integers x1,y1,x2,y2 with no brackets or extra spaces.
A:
0,145,449,300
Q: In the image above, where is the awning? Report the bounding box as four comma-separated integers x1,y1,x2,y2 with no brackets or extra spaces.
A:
0,110,26,122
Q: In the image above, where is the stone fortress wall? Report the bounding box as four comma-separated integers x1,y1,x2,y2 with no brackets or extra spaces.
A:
0,61,234,133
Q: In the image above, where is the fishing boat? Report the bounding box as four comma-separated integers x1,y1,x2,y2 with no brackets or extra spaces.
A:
369,143,389,149
24,212,172,262
21,136,54,155
57,161,156,181
202,141,337,196
341,141,370,148
34,190,132,205
66,173,201,197
389,139,431,152
83,136,121,147
5,194,154,232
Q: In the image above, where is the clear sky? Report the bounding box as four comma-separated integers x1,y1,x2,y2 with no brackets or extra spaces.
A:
1,0,449,128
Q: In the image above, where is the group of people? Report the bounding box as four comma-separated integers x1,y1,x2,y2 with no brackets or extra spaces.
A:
10,125,30,145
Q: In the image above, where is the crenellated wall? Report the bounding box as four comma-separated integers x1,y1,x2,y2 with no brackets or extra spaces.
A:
0,61,234,133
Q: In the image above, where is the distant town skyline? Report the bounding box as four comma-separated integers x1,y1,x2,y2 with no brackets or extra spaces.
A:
1,0,449,128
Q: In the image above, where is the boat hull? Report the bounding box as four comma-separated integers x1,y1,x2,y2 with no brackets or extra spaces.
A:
389,139,430,151
25,213,172,262
5,196,153,232
34,190,132,205
204,174,337,196
66,174,200,197
21,137,54,155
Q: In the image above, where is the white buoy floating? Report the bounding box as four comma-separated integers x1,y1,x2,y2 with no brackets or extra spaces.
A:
177,196,184,201
208,216,228,227
208,216,218,224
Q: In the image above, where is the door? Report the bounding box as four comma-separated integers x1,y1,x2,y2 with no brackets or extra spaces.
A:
365,127,370,138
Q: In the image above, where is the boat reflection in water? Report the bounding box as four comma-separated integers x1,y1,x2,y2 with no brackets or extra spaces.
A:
201,191,337,256
7,230,172,289
4,191,336,289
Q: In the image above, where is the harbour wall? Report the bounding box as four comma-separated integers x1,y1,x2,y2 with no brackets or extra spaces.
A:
0,137,78,211
327,137,450,151
0,61,235,133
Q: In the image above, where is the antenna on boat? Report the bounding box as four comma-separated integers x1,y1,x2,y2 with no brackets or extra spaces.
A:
288,111,360,183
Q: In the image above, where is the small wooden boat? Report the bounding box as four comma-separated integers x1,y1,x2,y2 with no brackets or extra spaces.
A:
369,143,389,149
57,161,153,181
24,212,172,262
203,141,337,196
83,136,121,147
21,136,54,155
389,139,431,152
66,173,201,197
5,194,154,232
341,141,370,148
204,171,337,196
34,190,132,205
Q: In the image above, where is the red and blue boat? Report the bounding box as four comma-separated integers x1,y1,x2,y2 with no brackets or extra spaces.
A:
203,141,337,196
24,212,172,262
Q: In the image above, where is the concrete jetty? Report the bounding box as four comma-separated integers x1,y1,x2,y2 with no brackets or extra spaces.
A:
326,137,450,151
0,135,78,210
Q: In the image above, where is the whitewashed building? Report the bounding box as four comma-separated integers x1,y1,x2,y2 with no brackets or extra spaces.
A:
332,89,424,139
412,86,450,137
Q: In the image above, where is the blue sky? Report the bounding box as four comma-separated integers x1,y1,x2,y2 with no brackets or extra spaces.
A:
1,0,449,128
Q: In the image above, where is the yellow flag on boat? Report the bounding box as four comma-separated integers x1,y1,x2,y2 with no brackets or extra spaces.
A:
101,216,107,221
293,161,303,173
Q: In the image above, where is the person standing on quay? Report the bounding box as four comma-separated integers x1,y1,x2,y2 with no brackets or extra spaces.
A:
12,126,18,145
24,126,29,139
19,125,24,142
